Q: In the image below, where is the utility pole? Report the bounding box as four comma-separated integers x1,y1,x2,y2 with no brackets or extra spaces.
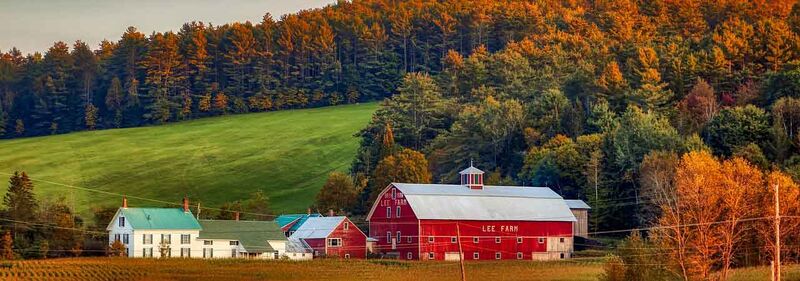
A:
456,223,466,281
774,183,781,281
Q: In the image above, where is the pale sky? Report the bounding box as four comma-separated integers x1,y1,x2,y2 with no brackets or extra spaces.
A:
0,0,335,55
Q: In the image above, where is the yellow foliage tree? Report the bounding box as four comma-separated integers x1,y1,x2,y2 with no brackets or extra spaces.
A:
370,148,432,203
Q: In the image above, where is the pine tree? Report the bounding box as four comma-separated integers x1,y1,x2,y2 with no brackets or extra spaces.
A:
84,103,98,130
105,77,124,127
14,119,23,136
380,122,396,159
3,172,38,240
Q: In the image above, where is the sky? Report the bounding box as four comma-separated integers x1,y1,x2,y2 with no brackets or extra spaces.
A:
0,0,335,55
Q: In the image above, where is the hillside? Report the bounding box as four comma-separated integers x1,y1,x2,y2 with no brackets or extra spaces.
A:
0,103,377,215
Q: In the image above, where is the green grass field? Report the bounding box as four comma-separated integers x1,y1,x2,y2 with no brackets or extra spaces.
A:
0,103,377,216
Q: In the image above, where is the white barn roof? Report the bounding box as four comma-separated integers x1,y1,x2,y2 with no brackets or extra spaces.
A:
379,183,576,222
565,199,591,209
289,216,345,240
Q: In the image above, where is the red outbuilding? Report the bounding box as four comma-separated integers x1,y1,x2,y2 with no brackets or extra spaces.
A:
367,165,581,261
289,216,367,259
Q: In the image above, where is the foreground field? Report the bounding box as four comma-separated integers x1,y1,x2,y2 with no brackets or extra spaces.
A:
0,258,796,280
0,103,377,215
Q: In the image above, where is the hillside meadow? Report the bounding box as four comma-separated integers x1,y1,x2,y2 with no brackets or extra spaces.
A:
0,103,377,215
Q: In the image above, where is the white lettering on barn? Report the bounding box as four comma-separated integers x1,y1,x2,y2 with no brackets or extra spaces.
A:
481,225,519,233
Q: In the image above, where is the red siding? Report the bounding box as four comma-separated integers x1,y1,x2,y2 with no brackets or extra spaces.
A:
325,217,367,259
368,186,420,260
419,220,572,260
304,238,326,256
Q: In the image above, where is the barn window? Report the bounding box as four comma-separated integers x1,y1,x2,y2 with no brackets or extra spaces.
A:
327,238,342,247
392,188,396,199
559,237,565,243
344,222,349,230
495,252,501,259
538,238,545,244
428,236,434,243
495,237,501,243
119,217,125,227
560,253,565,259
473,237,479,243
396,206,401,217
386,207,391,218
407,236,412,243
473,252,479,259
517,252,523,259
345,254,351,259
451,237,457,243
407,252,413,259
386,232,392,243
428,252,434,259
517,237,523,244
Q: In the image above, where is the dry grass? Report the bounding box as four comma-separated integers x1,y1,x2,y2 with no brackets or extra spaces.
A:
0,258,604,281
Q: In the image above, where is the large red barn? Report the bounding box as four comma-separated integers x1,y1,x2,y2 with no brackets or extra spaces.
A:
366,165,580,261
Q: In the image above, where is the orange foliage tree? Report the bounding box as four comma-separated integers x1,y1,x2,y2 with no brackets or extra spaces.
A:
370,148,431,202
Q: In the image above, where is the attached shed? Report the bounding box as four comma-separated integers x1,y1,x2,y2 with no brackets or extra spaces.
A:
197,220,288,259
564,200,591,238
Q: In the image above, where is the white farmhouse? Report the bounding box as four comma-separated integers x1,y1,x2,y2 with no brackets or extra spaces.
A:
106,197,202,258
107,197,297,259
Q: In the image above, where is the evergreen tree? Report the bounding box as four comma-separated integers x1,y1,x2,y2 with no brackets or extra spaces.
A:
3,172,38,240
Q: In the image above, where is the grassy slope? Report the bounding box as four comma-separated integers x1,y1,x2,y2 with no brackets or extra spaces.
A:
0,103,377,215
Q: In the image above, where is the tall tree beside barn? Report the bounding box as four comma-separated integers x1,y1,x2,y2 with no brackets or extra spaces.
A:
315,172,360,213
370,148,431,202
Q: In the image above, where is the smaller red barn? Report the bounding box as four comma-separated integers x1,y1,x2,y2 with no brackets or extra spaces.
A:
288,216,367,259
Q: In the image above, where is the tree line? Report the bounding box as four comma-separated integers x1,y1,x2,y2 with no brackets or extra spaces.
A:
0,0,589,138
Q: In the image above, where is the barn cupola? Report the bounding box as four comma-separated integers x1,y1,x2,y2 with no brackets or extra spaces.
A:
459,162,484,190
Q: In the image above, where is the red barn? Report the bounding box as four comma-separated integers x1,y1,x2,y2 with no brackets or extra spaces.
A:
288,216,367,259
367,165,579,261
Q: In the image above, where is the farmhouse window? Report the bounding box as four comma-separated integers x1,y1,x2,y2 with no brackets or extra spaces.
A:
343,222,349,230
122,234,129,244
517,252,523,259
428,252,434,259
495,237,501,243
396,206,401,217
517,237,523,244
204,240,213,245
119,217,125,227
538,238,545,244
181,248,190,258
327,238,342,247
386,207,391,218
181,234,190,244
143,248,153,258
473,237,478,243
230,241,239,246
473,252,479,260
451,237,457,243
162,247,171,258
143,234,153,245
495,252,501,260
386,232,391,243
428,236,434,243
203,248,213,258
396,231,401,243
114,234,120,242
407,252,413,259
232,249,237,258
161,234,171,244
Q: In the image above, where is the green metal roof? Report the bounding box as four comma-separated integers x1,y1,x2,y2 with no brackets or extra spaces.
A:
198,220,287,253
119,208,201,230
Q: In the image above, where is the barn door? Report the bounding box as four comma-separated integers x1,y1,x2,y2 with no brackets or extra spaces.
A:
391,238,397,250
